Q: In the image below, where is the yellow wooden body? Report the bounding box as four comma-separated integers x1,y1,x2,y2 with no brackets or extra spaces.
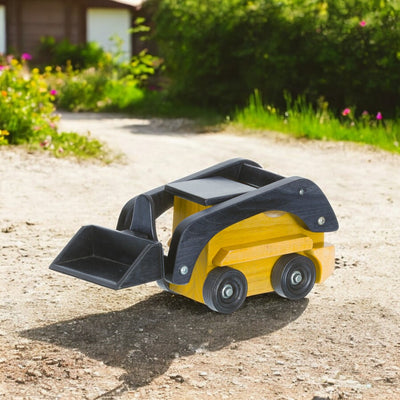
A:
169,197,335,304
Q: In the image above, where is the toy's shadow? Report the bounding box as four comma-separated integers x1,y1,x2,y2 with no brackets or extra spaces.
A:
22,292,308,392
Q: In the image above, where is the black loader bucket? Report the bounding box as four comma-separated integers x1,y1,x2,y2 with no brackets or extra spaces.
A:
49,225,164,289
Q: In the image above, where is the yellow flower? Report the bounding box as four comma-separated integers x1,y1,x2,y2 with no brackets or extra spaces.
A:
0,130,9,145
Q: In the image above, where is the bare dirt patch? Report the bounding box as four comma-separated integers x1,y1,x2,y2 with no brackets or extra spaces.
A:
1,113,399,399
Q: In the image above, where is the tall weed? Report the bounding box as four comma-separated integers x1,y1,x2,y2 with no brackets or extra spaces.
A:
236,90,400,153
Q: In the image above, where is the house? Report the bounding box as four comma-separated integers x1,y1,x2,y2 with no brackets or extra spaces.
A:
0,0,146,58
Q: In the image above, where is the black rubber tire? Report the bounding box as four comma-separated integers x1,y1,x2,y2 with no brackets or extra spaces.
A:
271,253,316,300
203,267,248,314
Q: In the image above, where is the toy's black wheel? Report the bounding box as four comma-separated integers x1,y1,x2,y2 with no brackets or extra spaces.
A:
271,254,316,300
203,267,248,314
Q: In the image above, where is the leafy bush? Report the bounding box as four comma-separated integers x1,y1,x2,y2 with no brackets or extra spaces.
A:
31,17,161,113
154,0,400,115
103,77,145,110
0,57,58,144
0,56,108,160
48,48,160,112
50,66,110,112
39,37,108,69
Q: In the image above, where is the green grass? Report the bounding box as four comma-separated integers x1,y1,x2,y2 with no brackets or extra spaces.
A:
55,74,223,127
235,90,400,154
28,131,115,163
113,89,224,124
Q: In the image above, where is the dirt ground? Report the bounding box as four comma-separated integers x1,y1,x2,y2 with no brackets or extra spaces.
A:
1,112,399,400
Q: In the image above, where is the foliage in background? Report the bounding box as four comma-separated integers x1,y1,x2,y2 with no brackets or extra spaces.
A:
154,0,400,115
38,36,108,69
236,90,400,153
0,19,161,160
41,23,161,112
2,10,399,159
0,56,58,144
0,56,109,160
46,48,160,112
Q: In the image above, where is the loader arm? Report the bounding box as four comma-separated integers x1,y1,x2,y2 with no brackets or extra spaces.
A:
165,176,339,285
116,158,263,231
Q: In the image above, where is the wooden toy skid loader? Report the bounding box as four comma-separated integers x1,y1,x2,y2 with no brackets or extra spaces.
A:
50,158,339,314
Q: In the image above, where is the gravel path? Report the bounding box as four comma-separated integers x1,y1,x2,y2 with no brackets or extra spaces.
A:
0,112,399,399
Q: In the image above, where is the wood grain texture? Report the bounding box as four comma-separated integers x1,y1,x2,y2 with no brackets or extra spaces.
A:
212,234,313,266
166,176,338,284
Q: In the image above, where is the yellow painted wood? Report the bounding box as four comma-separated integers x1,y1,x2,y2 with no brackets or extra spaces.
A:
306,243,335,283
168,197,334,305
172,196,207,231
230,258,277,296
212,234,313,266
169,247,209,302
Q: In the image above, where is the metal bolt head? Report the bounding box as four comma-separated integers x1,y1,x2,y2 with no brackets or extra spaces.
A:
299,188,305,196
221,284,234,299
179,265,189,275
318,216,326,225
290,271,303,285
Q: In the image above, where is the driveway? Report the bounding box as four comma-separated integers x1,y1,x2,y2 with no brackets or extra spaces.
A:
0,112,399,399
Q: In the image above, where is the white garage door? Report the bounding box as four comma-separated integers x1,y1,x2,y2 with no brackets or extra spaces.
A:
0,6,5,54
87,8,131,59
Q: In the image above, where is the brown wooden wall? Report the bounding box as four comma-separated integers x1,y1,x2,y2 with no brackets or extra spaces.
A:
2,0,136,55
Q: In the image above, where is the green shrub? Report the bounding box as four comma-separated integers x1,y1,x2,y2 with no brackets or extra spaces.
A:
53,67,110,112
154,0,400,115
37,18,161,113
0,57,58,144
50,65,148,112
39,37,108,69
103,77,145,110
48,48,160,112
0,56,108,160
